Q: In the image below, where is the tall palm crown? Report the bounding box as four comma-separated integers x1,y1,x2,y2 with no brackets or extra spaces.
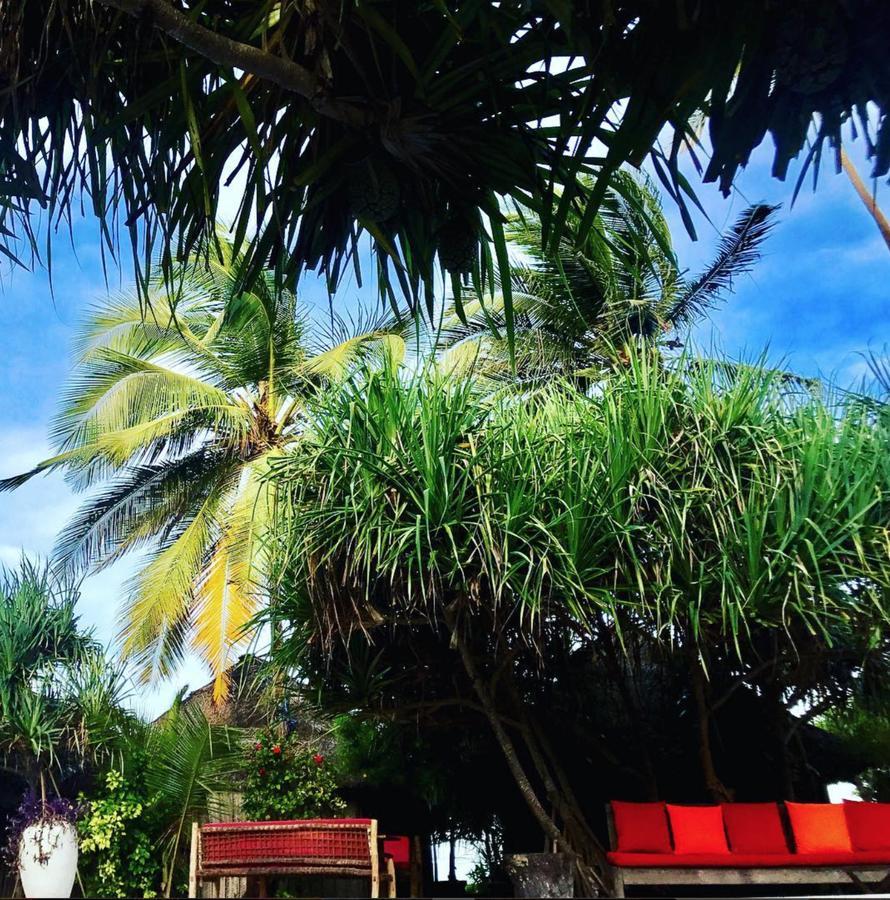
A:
439,172,778,378
1,240,404,698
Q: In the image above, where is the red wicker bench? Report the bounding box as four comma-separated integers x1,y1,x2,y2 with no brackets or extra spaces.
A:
188,818,396,898
607,800,890,897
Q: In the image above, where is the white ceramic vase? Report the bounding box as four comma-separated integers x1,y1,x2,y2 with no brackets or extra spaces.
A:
18,820,78,899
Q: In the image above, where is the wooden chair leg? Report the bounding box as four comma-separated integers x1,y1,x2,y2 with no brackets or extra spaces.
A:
188,822,199,899
385,857,397,898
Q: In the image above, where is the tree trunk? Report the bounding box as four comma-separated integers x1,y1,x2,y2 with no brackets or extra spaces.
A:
444,609,606,895
689,652,733,803
841,148,890,252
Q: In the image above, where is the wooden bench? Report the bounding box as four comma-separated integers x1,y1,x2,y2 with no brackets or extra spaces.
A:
606,802,890,898
188,818,396,898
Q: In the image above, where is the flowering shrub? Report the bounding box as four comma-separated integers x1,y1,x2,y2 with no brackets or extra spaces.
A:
3,791,80,869
78,764,161,898
242,728,345,821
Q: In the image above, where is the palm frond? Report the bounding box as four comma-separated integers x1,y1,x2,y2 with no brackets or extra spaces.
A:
146,704,243,896
667,204,780,329
192,460,274,699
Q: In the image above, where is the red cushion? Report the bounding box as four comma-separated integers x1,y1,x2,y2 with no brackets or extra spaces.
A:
785,803,852,854
666,805,730,854
722,803,789,854
610,802,672,853
607,849,890,868
844,801,890,851
383,836,411,869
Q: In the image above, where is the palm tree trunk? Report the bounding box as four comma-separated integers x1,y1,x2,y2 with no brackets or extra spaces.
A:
841,149,890,253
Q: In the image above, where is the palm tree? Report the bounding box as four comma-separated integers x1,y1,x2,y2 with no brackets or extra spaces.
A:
145,704,243,897
438,172,778,379
0,237,406,699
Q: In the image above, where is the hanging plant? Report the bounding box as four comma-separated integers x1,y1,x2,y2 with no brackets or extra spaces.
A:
4,791,80,869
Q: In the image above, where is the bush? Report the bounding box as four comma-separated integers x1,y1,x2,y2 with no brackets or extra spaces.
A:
78,760,162,898
243,728,345,821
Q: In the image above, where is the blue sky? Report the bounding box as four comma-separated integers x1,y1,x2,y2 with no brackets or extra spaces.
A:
0,138,887,719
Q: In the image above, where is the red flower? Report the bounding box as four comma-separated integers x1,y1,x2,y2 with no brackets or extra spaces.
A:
313,754,325,766
254,741,262,751
258,767,266,776
272,745,281,756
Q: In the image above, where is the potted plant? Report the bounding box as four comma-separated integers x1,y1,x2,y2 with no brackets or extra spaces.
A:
5,793,80,898
0,561,127,898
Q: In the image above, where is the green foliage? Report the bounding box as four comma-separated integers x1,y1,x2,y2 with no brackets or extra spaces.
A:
270,354,890,653
439,174,778,378
0,559,130,787
145,705,244,896
2,1,888,328
822,707,890,801
78,762,162,898
243,728,344,822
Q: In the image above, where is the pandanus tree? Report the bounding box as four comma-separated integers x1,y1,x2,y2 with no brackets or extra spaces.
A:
438,172,779,377
2,1,890,332
0,560,128,798
264,354,890,890
0,238,406,698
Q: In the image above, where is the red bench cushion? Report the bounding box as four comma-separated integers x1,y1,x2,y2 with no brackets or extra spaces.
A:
607,849,890,868
844,801,890,851
611,802,672,853
722,803,789,854
666,805,729,855
786,803,852,854
383,836,411,869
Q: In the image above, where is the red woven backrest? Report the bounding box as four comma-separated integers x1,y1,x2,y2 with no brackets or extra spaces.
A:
200,819,373,870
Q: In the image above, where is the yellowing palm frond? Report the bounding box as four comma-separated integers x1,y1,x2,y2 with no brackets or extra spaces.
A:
119,491,220,681
192,459,274,700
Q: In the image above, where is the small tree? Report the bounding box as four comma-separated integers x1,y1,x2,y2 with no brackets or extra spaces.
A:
0,560,128,803
265,353,890,890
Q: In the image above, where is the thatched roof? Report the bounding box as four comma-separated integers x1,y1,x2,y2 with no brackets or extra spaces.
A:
153,655,335,750
153,655,269,728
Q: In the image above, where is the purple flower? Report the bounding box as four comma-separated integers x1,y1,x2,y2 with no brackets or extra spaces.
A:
3,790,80,868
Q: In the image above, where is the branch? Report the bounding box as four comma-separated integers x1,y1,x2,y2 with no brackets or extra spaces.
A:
95,0,370,128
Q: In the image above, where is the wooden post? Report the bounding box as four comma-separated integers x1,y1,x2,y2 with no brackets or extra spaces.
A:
385,856,397,898
369,820,381,899
188,822,199,899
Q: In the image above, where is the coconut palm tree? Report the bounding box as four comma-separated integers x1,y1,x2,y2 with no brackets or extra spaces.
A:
437,172,778,379
0,237,406,699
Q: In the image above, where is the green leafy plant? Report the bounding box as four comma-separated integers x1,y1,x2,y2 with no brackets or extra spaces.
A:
145,705,243,897
78,761,161,898
3,0,888,333
266,352,890,890
243,728,345,821
0,559,130,806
